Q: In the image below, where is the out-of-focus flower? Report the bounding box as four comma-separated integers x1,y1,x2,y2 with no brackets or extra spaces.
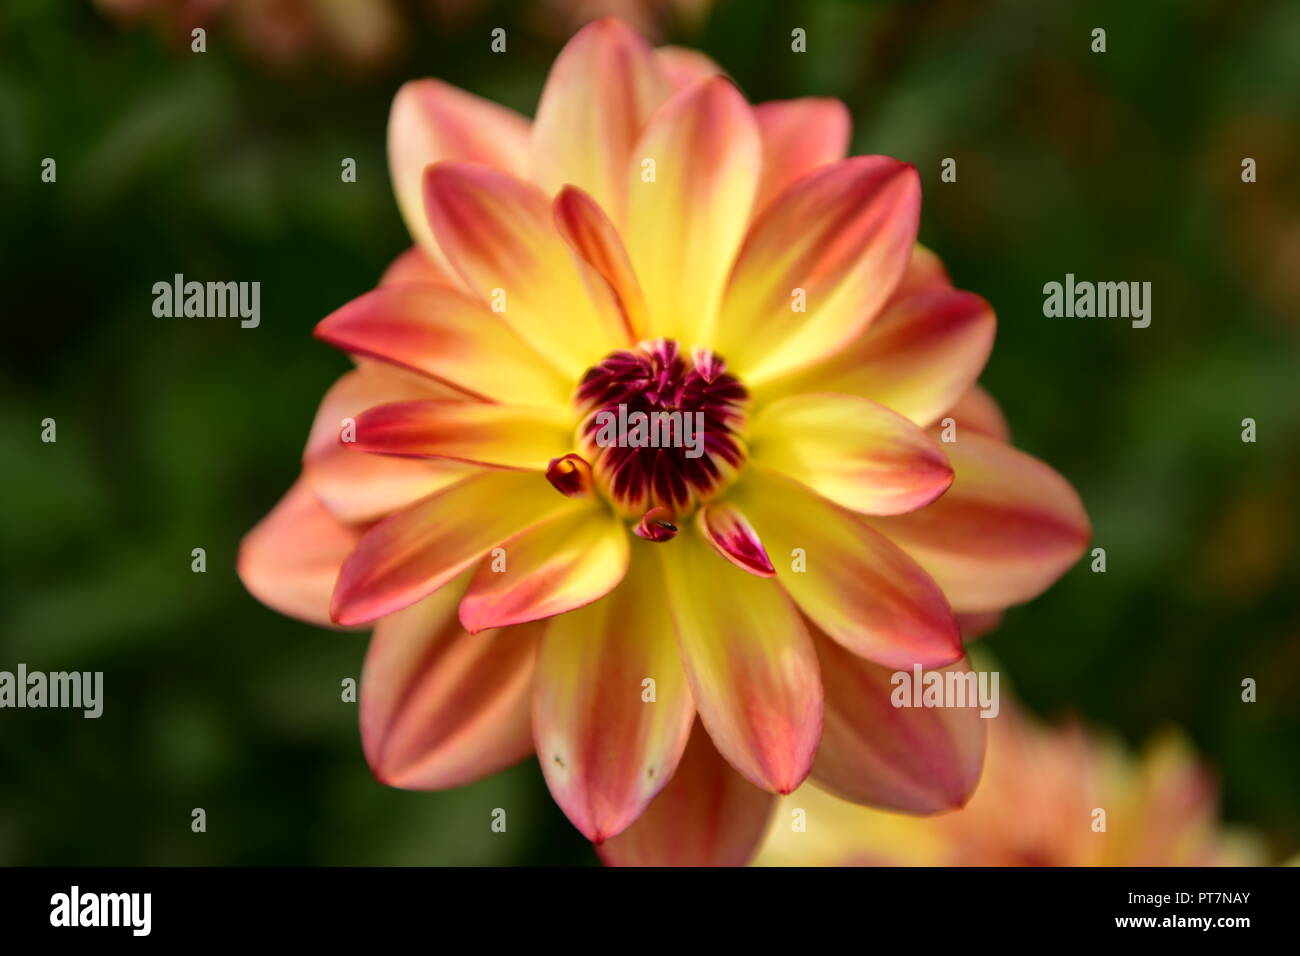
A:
238,18,1090,865
531,0,713,39
93,0,402,71
756,704,1264,866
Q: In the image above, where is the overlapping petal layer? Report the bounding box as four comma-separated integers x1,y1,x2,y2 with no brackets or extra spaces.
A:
658,528,822,794
625,76,761,345
388,79,531,268
237,478,360,628
752,98,850,213
553,185,649,340
331,471,580,626
531,17,672,225
729,470,962,669
303,365,472,524
868,431,1090,612
351,399,572,470
361,575,540,790
758,287,996,429
713,156,921,384
811,628,986,813
749,392,953,515
534,548,694,842
459,506,629,633
424,162,630,378
598,722,775,866
314,282,570,407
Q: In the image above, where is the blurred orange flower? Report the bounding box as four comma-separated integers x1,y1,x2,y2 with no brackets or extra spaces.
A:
757,703,1264,866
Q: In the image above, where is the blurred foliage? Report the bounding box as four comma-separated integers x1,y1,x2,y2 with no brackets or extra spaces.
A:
1,0,1297,865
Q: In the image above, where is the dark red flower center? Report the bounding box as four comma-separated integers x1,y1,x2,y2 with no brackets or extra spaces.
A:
572,339,749,519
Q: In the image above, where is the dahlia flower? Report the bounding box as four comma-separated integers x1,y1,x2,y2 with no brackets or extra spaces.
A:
238,18,1090,865
756,703,1263,867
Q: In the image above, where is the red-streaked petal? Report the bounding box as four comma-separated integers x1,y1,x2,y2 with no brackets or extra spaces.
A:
655,45,725,89
957,610,1004,639
237,478,360,627
714,156,920,384
303,366,473,524
361,576,540,790
378,245,459,288
886,243,951,304
658,526,822,793
730,470,961,670
554,185,649,340
868,431,1091,613
811,627,986,813
598,722,775,866
330,470,580,626
531,17,673,225
352,399,572,470
534,547,694,842
946,384,1011,441
424,162,629,378
459,506,630,633
750,392,954,516
753,98,851,213
315,283,570,408
697,501,775,576
625,76,761,345
388,79,531,265
756,289,996,430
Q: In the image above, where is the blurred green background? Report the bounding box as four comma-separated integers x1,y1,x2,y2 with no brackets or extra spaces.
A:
1,0,1297,865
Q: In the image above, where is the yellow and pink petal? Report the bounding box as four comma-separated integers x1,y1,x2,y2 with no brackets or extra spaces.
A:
867,431,1091,613
423,162,630,378
811,627,986,813
314,282,571,408
330,470,581,626
946,384,1012,441
752,98,850,214
748,392,954,516
729,470,962,670
624,76,761,346
533,548,694,842
237,478,360,628
553,185,649,341
302,365,472,525
360,576,540,790
530,17,673,225
654,45,724,90
350,399,573,470
756,287,995,430
713,155,920,384
388,79,531,267
658,527,822,794
697,501,775,576
598,722,775,867
458,506,630,633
